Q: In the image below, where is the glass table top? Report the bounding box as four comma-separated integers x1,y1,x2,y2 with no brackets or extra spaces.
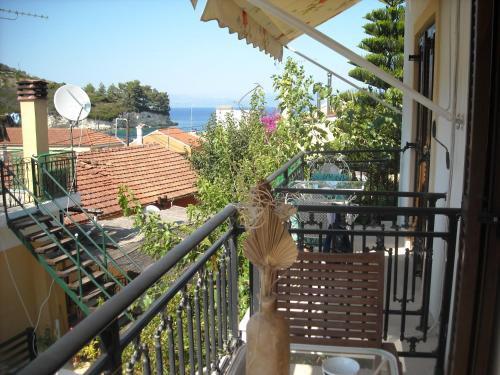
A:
290,343,398,375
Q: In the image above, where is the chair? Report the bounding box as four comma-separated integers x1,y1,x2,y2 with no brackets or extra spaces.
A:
276,251,402,369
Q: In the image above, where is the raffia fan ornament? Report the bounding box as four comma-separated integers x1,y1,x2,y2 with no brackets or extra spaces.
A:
241,182,296,375
239,182,298,299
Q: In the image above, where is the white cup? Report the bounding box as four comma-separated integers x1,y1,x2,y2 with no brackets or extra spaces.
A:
322,357,360,375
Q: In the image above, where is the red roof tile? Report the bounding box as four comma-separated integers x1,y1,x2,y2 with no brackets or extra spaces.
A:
0,127,123,148
156,128,200,147
76,144,197,217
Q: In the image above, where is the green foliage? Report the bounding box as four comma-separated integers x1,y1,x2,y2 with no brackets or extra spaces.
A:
272,58,330,151
330,1,404,151
330,89,402,150
189,86,298,220
0,63,171,123
348,0,405,92
86,80,171,121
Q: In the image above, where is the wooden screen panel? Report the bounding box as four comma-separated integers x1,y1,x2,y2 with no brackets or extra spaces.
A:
276,251,385,348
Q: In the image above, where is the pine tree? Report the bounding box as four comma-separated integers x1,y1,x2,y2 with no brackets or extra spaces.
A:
348,0,405,92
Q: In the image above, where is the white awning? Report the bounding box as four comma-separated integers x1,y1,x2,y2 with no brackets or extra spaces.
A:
191,0,454,121
191,0,359,61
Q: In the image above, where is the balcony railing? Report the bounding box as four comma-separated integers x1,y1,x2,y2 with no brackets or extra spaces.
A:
20,205,243,375
0,151,77,211
19,147,460,375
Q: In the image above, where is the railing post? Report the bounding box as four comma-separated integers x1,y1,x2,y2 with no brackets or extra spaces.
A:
102,227,108,274
435,214,459,375
283,165,289,187
0,160,9,219
30,157,38,199
75,233,83,302
100,319,122,374
26,327,37,360
299,153,305,180
228,213,239,340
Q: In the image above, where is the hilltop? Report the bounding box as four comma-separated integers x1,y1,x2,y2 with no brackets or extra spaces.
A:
0,63,174,126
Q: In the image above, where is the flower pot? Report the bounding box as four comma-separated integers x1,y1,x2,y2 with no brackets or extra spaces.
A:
246,295,290,375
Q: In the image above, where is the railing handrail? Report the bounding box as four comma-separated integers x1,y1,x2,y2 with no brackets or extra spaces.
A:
19,204,239,375
265,151,305,184
35,158,142,273
1,162,126,303
294,204,461,216
274,188,447,200
3,157,133,287
304,147,403,155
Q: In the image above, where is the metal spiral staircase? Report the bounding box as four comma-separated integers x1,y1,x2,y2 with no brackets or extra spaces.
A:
0,152,141,324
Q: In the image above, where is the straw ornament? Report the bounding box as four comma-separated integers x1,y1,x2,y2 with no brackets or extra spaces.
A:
240,182,298,299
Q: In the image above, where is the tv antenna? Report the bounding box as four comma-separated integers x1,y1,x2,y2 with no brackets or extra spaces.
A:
0,8,48,21
54,84,91,150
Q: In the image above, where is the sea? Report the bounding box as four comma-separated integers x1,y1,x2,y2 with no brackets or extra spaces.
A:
113,107,215,140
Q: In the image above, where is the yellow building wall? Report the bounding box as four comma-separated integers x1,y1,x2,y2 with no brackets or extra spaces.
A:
143,133,192,155
0,245,69,343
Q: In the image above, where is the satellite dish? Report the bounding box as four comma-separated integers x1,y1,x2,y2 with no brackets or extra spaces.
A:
54,84,91,121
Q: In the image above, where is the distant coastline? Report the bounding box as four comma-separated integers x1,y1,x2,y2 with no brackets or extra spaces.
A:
111,107,215,140
112,106,277,140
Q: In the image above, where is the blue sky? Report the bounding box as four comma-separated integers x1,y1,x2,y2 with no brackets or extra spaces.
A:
0,0,380,107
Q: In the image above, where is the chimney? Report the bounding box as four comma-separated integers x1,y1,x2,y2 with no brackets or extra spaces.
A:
17,80,49,159
136,124,144,145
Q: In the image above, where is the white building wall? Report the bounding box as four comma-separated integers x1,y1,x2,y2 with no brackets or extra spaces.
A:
401,0,471,333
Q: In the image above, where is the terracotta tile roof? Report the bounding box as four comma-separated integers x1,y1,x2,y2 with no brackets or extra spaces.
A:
156,127,200,147
0,127,123,148
76,144,197,217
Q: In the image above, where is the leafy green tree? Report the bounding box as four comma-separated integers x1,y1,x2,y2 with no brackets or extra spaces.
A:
272,58,330,151
330,0,404,151
348,0,405,92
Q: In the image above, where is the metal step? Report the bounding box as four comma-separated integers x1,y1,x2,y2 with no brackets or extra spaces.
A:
68,270,105,290
45,249,78,266
11,214,52,230
27,226,64,242
56,260,94,278
34,236,74,254
82,282,115,304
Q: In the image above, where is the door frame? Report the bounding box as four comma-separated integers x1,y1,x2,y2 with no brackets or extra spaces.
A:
447,0,500,374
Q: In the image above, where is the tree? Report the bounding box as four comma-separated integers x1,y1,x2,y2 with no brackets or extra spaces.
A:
272,58,330,151
348,0,405,92
330,1,404,151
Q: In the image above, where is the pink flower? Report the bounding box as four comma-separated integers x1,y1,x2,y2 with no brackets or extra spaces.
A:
260,113,281,133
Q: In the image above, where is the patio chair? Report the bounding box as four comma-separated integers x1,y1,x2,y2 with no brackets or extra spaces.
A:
276,251,402,370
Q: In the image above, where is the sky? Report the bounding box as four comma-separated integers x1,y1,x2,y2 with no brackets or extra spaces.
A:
0,0,380,107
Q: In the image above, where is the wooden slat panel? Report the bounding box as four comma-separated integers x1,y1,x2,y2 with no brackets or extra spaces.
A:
277,279,380,289
278,302,379,314
286,318,378,331
290,327,379,340
289,261,382,273
282,310,379,323
276,252,385,347
291,336,379,348
277,293,380,306
276,280,380,297
280,269,378,281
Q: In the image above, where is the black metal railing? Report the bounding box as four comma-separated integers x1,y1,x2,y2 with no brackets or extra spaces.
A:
0,151,77,211
267,148,402,197
36,151,77,199
279,201,460,375
19,205,242,375
0,328,37,374
0,157,35,209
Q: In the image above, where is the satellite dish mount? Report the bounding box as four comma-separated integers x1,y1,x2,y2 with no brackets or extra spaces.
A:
54,84,92,149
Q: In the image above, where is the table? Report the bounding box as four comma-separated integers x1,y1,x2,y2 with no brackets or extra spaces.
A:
287,180,365,251
289,343,399,375
225,343,399,374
